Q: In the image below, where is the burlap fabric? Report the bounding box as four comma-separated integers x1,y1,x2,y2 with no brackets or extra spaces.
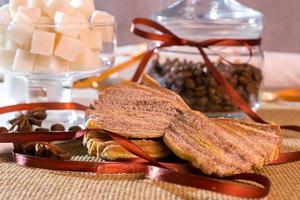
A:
0,107,300,200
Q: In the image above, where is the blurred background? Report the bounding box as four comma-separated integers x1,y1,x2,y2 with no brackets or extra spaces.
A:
0,0,299,52
92,0,300,53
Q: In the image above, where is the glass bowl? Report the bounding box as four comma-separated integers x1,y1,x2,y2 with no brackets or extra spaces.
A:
0,20,116,126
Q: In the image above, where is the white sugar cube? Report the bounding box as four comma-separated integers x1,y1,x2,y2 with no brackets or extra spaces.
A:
91,11,115,24
71,0,95,19
8,13,35,46
44,0,75,18
79,30,103,50
0,33,6,47
9,0,28,17
0,4,12,22
54,35,82,62
34,55,70,73
13,49,35,72
54,11,84,38
37,16,54,31
7,21,35,46
0,48,15,70
31,30,56,56
49,56,70,72
91,11,115,42
33,55,51,72
72,47,100,71
5,39,23,51
17,7,41,22
28,0,45,8
7,24,35,46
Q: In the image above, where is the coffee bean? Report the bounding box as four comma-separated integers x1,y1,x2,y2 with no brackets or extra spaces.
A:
211,96,222,104
69,126,82,132
194,86,206,97
0,127,8,134
184,79,196,89
197,97,209,107
51,124,65,131
208,88,216,97
195,76,203,86
238,76,248,85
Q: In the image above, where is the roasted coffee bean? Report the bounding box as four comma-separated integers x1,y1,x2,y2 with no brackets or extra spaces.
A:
69,126,82,132
195,76,204,86
0,127,8,134
194,86,206,97
51,124,65,131
35,128,50,132
246,83,257,94
211,96,223,104
208,78,218,87
208,88,217,97
184,78,196,89
197,97,209,107
195,90,206,97
238,76,248,85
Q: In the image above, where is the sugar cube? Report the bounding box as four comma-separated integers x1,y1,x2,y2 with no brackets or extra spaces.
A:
49,56,70,72
0,4,12,22
37,16,54,31
91,11,115,42
44,0,75,18
0,33,6,47
5,39,23,51
0,5,11,33
13,49,36,72
34,55,70,73
91,11,115,24
79,30,103,50
31,30,56,56
9,0,28,17
54,11,85,38
0,48,15,70
71,0,95,19
28,0,45,8
8,12,35,46
17,7,41,22
72,47,101,71
54,35,82,62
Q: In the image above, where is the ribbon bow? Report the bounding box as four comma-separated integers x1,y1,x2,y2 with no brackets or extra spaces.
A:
131,18,266,123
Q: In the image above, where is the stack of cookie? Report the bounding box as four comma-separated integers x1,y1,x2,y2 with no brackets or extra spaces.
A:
84,75,282,176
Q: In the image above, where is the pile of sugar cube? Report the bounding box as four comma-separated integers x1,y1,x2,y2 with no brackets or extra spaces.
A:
0,0,115,74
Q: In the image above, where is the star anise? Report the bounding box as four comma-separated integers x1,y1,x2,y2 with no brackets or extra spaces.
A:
9,109,47,132
20,142,71,159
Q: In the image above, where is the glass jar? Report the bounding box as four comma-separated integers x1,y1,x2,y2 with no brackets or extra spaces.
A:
149,0,264,117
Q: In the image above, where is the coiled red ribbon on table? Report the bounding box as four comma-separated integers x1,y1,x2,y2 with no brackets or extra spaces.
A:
0,18,300,199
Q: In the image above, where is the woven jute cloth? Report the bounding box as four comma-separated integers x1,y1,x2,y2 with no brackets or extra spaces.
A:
0,108,300,200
